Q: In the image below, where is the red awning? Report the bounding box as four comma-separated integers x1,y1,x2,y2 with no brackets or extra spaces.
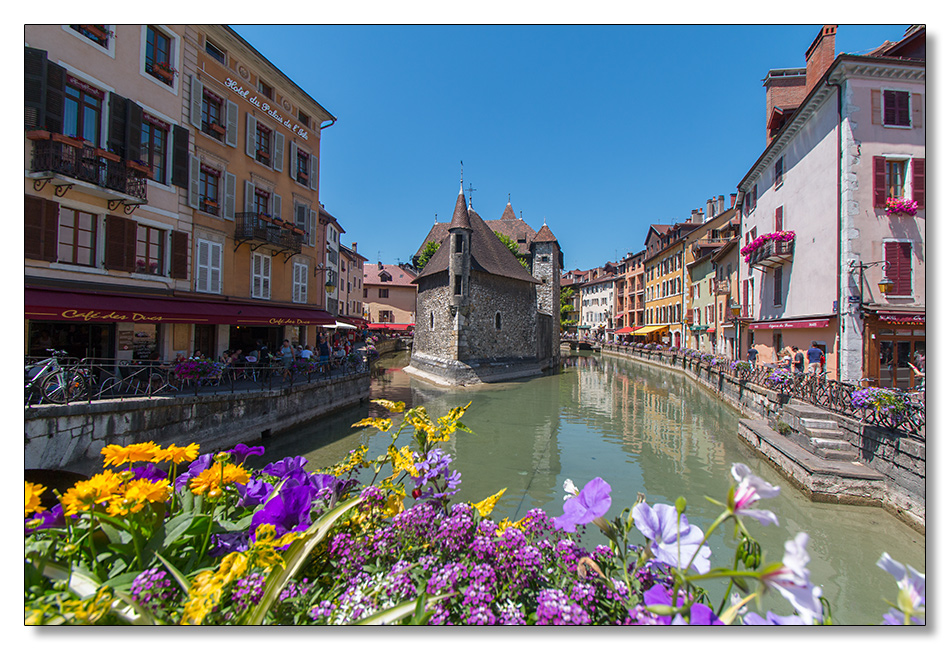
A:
369,323,414,331
877,312,925,325
615,326,635,334
749,318,831,330
24,287,336,326
706,327,716,333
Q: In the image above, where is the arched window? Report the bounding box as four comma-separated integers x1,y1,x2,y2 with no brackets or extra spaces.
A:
495,312,502,330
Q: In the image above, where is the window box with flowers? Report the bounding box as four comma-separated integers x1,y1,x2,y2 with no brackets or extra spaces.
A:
256,149,271,164
201,199,219,214
741,231,796,267
210,122,227,136
149,261,160,275
152,62,177,84
80,25,114,41
850,386,913,428
884,197,918,216
127,160,151,176
297,172,309,184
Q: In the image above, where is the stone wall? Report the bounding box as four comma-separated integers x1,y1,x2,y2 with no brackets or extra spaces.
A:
600,345,925,531
25,372,371,475
414,273,456,361
466,272,537,361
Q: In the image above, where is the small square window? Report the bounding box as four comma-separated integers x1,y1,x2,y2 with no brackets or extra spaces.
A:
258,80,273,100
298,110,310,128
774,157,784,188
883,90,910,127
205,39,226,64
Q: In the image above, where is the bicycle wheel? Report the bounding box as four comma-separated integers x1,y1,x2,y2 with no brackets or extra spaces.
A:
42,372,86,404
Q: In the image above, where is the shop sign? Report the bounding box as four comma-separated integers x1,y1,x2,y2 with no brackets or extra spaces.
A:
60,309,164,323
224,77,310,141
879,313,925,324
749,318,830,330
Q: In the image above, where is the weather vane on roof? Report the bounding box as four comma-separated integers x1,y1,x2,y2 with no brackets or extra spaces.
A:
465,183,477,204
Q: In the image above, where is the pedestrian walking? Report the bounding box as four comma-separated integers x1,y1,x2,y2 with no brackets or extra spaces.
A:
806,341,823,375
747,346,758,366
792,346,805,374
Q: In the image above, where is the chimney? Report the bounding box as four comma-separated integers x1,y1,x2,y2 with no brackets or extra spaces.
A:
706,198,715,221
351,242,357,253
805,25,837,96
730,193,737,208
718,195,725,215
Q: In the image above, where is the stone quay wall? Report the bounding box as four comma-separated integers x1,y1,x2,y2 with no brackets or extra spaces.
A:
599,345,925,531
25,372,371,475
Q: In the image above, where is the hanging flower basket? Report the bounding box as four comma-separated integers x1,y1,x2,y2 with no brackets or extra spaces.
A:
884,197,918,216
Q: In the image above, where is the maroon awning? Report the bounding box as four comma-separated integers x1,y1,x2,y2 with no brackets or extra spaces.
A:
369,323,414,331
749,318,831,330
24,287,336,326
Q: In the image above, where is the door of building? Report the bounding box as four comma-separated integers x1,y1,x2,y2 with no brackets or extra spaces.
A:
876,330,925,389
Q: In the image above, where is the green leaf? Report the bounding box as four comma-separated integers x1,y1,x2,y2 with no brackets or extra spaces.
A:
154,551,192,595
241,495,365,625
355,592,455,625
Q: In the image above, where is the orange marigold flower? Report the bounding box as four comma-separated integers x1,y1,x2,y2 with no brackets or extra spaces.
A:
152,443,201,465
101,442,160,467
60,470,124,516
190,463,250,495
25,481,47,517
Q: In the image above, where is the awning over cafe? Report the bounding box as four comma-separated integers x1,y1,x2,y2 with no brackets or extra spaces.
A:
632,324,669,335
615,326,636,334
24,287,336,326
748,318,831,330
369,323,414,331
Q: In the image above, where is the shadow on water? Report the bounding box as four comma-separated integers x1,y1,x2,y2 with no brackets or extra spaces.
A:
254,349,924,624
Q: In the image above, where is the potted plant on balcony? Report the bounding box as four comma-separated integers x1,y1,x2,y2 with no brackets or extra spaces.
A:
152,61,177,83
740,230,796,264
82,25,114,41
135,258,146,273
149,261,159,275
884,197,918,217
257,213,273,224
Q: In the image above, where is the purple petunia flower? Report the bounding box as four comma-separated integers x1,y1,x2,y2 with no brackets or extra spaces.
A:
235,478,274,509
175,453,215,491
552,477,611,533
26,503,66,534
729,463,780,526
228,443,265,465
251,483,316,538
262,455,309,479
632,502,711,574
130,463,168,482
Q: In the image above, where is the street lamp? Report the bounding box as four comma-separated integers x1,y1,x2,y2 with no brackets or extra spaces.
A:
730,300,742,360
848,260,893,317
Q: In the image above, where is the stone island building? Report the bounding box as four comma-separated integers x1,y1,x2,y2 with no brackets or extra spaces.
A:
406,184,561,385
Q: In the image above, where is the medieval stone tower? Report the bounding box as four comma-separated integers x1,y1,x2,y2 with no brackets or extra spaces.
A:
406,182,562,385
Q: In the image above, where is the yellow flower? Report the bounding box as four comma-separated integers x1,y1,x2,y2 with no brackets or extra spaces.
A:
473,488,507,518
60,470,124,516
100,442,160,467
62,587,115,624
351,416,393,432
331,445,368,475
189,463,249,496
123,478,172,504
391,446,419,476
152,443,201,464
181,551,249,625
371,398,405,413
383,493,405,518
495,517,526,537
25,481,46,517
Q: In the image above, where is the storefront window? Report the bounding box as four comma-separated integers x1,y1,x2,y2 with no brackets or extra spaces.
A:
132,323,159,360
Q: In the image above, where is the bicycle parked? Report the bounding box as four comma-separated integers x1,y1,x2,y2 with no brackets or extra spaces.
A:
25,349,86,405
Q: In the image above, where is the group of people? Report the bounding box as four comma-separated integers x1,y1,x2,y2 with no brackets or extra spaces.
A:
748,340,826,376
213,333,357,379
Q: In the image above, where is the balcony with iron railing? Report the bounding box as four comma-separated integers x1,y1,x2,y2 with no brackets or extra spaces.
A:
27,131,148,208
234,212,303,257
749,239,794,269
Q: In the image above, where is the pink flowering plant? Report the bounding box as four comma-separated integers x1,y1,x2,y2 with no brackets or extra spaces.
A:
741,231,796,263
25,401,924,625
173,358,222,382
884,197,918,216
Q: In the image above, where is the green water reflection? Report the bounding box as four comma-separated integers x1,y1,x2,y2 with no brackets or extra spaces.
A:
254,350,925,624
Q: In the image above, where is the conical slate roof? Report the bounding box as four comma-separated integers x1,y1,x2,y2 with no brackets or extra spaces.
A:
448,184,472,231
500,202,517,220
534,223,558,243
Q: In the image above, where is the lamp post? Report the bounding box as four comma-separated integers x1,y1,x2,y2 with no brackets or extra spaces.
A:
848,260,894,316
730,301,741,361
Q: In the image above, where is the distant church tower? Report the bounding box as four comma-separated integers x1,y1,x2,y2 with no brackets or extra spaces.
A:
532,220,562,364
447,182,473,360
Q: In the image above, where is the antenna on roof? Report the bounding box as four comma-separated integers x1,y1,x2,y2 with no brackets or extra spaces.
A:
508,192,511,204
460,160,463,185
434,213,438,224
519,210,523,220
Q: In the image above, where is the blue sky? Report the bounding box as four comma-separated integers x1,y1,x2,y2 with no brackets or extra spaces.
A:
232,24,909,271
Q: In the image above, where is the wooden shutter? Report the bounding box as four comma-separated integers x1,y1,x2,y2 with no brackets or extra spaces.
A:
289,141,298,179
107,93,129,157
126,102,143,163
104,214,135,271
170,230,188,279
273,132,284,172
773,266,783,307
883,91,896,125
196,239,209,292
751,183,757,210
245,113,256,158
885,242,912,295
911,93,922,129
45,60,66,133
244,180,255,212
189,75,203,128
309,209,317,247
224,172,236,220
774,206,784,231
870,89,882,125
225,100,238,147
171,125,189,188
187,155,200,208
873,156,887,207
210,242,221,293
310,154,319,190
295,203,307,230
25,47,47,129
911,158,925,208
24,195,58,262
272,194,281,221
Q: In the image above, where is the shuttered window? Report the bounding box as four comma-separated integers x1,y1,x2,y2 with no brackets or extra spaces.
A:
883,90,910,127
251,252,271,299
141,115,168,183
292,261,308,303
773,156,784,188
774,206,784,231
136,224,165,275
25,195,59,262
773,266,783,307
911,158,925,209
170,231,188,279
195,239,222,294
58,207,98,266
104,214,136,271
884,241,913,296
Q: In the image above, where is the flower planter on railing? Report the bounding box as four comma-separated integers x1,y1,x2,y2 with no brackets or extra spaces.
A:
152,63,176,83
850,387,913,429
741,231,795,264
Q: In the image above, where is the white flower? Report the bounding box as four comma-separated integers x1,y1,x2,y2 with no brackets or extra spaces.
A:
760,532,823,624
562,478,579,501
730,463,780,526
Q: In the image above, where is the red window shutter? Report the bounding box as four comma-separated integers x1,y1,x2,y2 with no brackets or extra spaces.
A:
25,195,58,262
873,156,887,207
170,230,189,279
885,242,912,295
870,89,882,125
774,206,784,231
752,184,757,209
911,158,925,209
883,91,896,124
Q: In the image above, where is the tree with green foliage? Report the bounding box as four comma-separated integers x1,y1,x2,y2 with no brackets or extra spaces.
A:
416,241,440,270
495,232,529,269
560,287,577,327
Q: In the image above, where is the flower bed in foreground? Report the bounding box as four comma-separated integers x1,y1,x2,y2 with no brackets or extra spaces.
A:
24,401,924,625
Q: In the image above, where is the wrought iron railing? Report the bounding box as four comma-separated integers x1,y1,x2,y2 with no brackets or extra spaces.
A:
24,353,369,408
595,343,925,435
749,239,794,268
28,134,148,201
234,213,303,255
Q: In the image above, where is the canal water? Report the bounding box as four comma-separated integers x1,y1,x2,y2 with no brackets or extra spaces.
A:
254,350,925,624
